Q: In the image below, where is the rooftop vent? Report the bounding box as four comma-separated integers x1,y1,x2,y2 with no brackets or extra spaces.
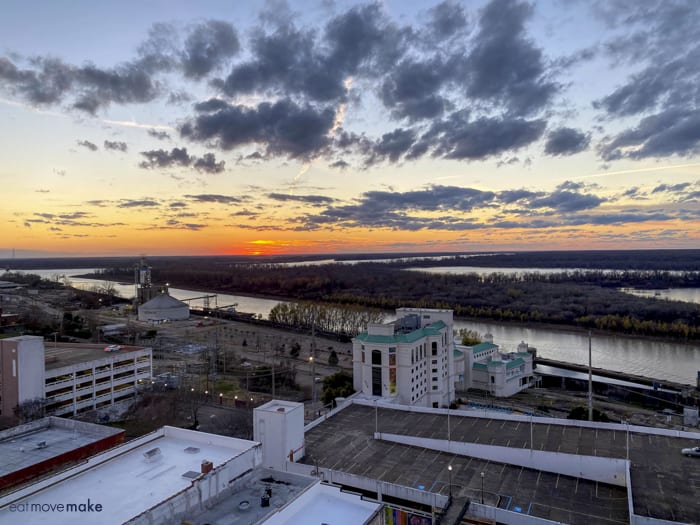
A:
143,447,161,461
181,471,200,480
184,446,200,454
35,441,47,449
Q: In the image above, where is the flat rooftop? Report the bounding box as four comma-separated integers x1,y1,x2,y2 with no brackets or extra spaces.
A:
0,427,255,525
183,468,317,525
303,403,700,524
0,418,122,481
44,344,149,371
262,479,380,525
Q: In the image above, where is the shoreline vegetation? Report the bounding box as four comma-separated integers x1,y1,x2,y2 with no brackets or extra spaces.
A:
3,249,700,343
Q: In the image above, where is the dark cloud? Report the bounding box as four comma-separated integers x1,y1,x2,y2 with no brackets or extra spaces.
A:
598,1,700,65
184,194,242,204
149,221,206,231
73,62,160,113
139,147,225,173
148,129,171,140
193,152,226,174
324,3,408,76
329,160,349,170
380,58,449,121
0,53,159,115
370,128,417,163
497,189,541,204
529,190,604,212
551,46,598,70
58,212,90,220
220,23,338,102
565,212,674,226
167,90,193,105
231,210,259,217
651,182,692,194
621,187,646,199
134,22,179,74
556,181,586,192
181,20,239,79
104,140,127,152
300,185,497,231
140,147,191,169
429,112,547,160
118,199,160,208
680,190,700,202
425,1,469,39
544,127,590,156
599,108,700,160
77,139,98,151
181,98,335,159
464,0,558,116
592,2,700,162
169,201,187,208
0,56,73,105
219,4,407,104
267,193,335,205
593,50,700,117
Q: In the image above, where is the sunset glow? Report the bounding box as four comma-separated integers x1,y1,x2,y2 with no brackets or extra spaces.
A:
0,1,698,257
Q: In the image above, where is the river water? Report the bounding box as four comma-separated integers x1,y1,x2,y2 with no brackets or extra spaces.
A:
15,268,700,386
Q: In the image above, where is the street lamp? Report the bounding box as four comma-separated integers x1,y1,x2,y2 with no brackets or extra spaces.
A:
480,471,485,504
447,465,452,499
309,356,316,403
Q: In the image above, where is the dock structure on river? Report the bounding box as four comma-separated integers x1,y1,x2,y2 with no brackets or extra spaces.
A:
534,356,696,394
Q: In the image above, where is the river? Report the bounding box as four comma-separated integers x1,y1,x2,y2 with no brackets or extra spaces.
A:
14,268,700,386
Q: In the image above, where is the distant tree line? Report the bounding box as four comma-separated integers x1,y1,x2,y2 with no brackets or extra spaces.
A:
95,259,700,341
268,301,385,336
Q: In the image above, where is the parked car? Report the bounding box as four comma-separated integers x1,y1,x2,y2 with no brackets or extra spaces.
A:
104,344,121,352
681,446,700,457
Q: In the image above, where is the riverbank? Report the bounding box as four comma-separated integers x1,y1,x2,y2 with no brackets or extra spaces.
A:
47,272,700,384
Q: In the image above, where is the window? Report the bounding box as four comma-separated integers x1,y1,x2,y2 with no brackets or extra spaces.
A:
372,350,382,366
361,351,365,363
491,376,495,384
432,342,438,356
432,359,437,365
432,368,437,373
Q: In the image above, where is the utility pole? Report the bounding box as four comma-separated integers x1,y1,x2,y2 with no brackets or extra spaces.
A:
311,322,317,404
271,358,275,398
588,330,593,422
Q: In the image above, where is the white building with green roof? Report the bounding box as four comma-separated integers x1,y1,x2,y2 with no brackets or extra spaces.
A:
458,339,535,397
352,308,455,408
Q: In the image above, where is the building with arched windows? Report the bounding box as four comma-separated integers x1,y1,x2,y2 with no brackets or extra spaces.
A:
352,308,455,408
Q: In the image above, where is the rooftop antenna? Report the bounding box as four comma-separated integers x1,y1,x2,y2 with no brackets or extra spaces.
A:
588,330,593,422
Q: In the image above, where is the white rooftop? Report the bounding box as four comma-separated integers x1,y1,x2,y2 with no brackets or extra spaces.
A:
256,400,304,414
0,418,123,480
262,482,380,525
0,427,256,525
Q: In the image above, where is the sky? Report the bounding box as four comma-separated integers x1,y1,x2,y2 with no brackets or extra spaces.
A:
1,0,699,258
